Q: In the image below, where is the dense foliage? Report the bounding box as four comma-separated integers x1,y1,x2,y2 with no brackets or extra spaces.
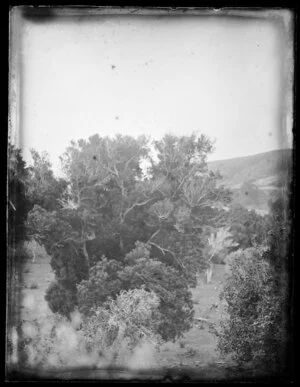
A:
26,149,68,212
225,204,271,249
204,227,238,265
7,144,32,247
218,194,291,372
28,133,231,342
218,248,282,365
8,134,292,371
77,243,195,341
81,287,162,362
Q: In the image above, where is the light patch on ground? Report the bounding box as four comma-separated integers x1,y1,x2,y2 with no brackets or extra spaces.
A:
253,175,278,187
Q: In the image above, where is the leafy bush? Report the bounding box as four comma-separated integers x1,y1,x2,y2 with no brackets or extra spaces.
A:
77,256,123,316
218,247,287,371
77,243,194,342
81,287,162,365
226,205,271,249
45,281,78,318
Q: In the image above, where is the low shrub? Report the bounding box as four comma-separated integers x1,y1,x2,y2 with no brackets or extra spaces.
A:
20,287,162,370
45,281,77,318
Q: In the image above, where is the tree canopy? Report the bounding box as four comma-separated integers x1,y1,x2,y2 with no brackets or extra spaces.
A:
28,132,231,341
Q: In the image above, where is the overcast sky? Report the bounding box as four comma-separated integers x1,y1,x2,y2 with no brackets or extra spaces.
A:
11,10,293,176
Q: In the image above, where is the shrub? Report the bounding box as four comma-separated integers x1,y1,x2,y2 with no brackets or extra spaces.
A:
77,256,123,316
217,247,287,371
81,287,162,365
77,243,194,342
45,281,77,318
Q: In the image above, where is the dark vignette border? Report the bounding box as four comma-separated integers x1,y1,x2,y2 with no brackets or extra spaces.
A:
5,5,297,383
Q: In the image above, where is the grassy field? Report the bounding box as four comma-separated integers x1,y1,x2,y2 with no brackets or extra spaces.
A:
156,265,229,370
16,251,240,380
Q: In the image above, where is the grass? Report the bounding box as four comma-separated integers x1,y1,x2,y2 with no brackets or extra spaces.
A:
154,264,230,371
17,254,234,378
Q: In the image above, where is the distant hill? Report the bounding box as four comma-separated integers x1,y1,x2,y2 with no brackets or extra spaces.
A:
208,149,293,213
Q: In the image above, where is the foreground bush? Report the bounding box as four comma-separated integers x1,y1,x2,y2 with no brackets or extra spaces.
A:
218,247,288,371
20,288,161,370
77,243,194,342
81,287,162,365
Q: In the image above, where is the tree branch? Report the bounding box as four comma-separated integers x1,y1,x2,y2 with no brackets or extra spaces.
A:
207,253,215,263
123,197,154,220
148,242,188,273
125,146,144,168
147,228,161,243
172,165,197,199
103,164,118,177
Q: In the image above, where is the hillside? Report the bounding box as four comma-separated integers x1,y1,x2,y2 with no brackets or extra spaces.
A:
208,149,293,213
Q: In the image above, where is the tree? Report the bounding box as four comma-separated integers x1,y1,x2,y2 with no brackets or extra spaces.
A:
33,133,231,342
26,149,68,212
225,204,271,249
143,133,231,279
7,143,32,247
7,143,34,350
217,192,291,374
24,149,70,262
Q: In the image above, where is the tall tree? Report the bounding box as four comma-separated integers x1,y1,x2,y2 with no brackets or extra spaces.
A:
32,133,231,341
7,143,32,247
26,149,68,212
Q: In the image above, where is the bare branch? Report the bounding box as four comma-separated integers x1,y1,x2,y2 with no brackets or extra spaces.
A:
103,164,118,177
172,165,197,199
147,228,161,243
148,242,188,273
123,197,154,220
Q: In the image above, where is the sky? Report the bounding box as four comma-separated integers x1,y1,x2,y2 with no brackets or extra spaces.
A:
11,10,293,177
